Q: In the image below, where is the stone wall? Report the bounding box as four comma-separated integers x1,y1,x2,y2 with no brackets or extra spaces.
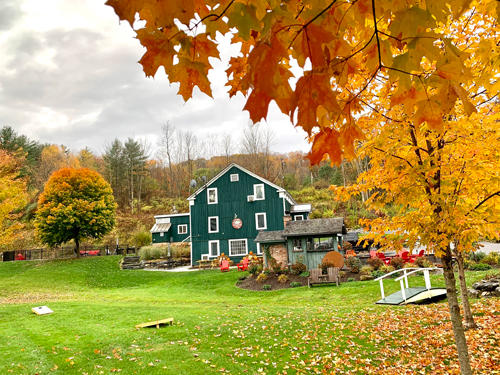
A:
267,244,288,268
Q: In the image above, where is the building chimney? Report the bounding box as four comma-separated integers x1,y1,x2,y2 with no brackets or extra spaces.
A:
283,215,292,227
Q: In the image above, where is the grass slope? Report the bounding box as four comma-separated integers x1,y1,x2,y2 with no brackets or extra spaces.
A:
0,257,496,374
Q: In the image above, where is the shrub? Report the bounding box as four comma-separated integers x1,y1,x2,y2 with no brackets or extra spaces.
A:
345,256,361,273
367,257,384,270
468,263,492,271
342,241,353,251
480,253,499,266
371,270,385,278
132,230,152,247
390,256,405,269
339,270,347,279
347,277,355,282
256,273,268,282
262,284,272,290
268,257,283,274
468,251,486,263
360,265,374,275
238,275,247,281
278,274,288,284
320,261,335,273
263,269,272,276
290,281,302,288
248,264,262,277
300,271,310,278
415,256,432,268
360,274,373,281
139,245,168,260
291,262,307,275
379,265,395,274
171,243,190,258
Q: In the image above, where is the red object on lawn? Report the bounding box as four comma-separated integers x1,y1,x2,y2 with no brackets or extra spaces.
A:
376,252,391,265
15,253,25,261
401,251,415,263
220,259,230,272
237,258,249,271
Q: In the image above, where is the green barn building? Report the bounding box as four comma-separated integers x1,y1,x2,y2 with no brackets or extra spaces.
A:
151,163,312,266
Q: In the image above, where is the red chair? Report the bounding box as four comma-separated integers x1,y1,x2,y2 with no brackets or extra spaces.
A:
15,253,25,261
401,251,415,263
237,258,249,271
376,252,391,265
220,259,230,272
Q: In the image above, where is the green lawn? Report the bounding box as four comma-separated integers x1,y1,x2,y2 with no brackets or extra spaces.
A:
0,257,497,374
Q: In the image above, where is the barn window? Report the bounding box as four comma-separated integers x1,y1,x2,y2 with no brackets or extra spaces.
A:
255,212,267,230
253,184,265,200
207,188,218,204
209,240,220,257
229,239,248,256
208,216,219,233
230,174,239,182
178,224,188,234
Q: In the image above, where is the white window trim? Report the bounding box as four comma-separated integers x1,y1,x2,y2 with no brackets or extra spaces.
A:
230,173,239,182
294,215,304,221
256,243,262,255
208,240,220,257
178,224,188,234
255,212,267,230
208,216,219,233
159,232,164,237
253,184,265,200
207,187,218,204
229,238,248,257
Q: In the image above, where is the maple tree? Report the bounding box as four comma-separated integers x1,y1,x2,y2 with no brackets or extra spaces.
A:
0,150,28,248
35,168,116,256
106,1,499,373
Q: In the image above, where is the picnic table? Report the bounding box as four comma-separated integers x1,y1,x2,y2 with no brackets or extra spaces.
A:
197,259,212,269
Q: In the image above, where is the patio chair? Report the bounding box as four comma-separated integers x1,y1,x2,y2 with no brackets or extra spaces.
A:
220,259,230,272
401,251,415,263
327,267,340,286
376,252,391,265
237,258,249,271
307,268,322,287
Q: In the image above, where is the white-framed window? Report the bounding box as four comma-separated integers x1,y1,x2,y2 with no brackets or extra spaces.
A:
230,173,239,182
207,187,218,204
253,184,265,200
294,215,304,221
256,243,262,255
293,238,303,252
159,232,164,237
229,239,248,256
208,216,219,233
208,240,220,257
255,212,267,230
178,224,188,234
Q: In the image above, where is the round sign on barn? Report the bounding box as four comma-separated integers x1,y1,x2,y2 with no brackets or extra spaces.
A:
232,218,243,229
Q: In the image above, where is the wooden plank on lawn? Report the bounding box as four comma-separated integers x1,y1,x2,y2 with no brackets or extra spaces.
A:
135,318,173,329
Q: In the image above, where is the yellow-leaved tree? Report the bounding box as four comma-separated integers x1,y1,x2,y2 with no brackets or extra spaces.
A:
106,1,499,372
0,150,28,249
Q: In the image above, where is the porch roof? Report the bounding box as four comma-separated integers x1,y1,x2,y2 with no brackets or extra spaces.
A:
255,230,285,243
150,223,172,233
283,217,346,237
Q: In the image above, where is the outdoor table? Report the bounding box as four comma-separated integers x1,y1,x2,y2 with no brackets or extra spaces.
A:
197,260,212,268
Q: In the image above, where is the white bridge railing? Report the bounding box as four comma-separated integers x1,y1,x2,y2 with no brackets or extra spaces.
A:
374,267,443,302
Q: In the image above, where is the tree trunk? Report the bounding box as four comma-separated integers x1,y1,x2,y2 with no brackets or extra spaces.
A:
455,251,478,330
74,237,80,258
441,248,472,374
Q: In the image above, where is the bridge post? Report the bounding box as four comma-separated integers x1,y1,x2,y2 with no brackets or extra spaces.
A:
400,279,406,301
379,279,385,300
424,269,431,290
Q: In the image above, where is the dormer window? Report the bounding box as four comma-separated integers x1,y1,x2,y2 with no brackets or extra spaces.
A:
253,184,265,200
207,187,218,204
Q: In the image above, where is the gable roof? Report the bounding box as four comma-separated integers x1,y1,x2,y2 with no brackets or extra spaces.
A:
187,163,296,205
283,217,346,237
255,230,285,243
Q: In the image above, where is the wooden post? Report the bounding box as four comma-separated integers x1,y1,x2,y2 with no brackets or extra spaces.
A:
424,269,431,290
379,279,385,299
400,279,406,301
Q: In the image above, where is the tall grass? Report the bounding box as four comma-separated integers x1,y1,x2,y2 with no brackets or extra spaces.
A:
139,243,190,260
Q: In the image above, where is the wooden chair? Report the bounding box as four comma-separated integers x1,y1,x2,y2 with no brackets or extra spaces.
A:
237,258,249,271
327,267,340,286
308,269,322,287
376,252,391,265
220,259,230,272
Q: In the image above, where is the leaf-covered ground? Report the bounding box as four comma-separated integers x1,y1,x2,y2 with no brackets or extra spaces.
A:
0,256,498,374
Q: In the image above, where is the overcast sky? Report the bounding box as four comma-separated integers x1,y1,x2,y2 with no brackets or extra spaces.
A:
0,0,310,157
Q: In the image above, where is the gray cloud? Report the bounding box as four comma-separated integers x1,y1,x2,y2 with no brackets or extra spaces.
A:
0,2,309,157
